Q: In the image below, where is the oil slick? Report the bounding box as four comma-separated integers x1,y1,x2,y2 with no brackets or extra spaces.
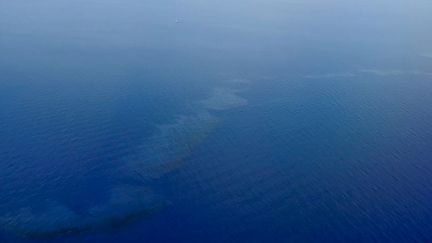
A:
304,68,432,80
202,88,248,111
1,187,165,238
0,80,249,238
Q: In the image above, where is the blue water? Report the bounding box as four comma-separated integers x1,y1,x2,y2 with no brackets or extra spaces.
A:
1,0,432,242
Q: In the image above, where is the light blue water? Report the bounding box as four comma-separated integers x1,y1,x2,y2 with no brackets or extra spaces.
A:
1,0,432,242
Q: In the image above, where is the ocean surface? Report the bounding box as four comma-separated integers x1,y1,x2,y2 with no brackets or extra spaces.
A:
1,0,432,242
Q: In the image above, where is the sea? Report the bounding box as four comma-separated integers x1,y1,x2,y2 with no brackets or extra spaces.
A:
1,0,432,242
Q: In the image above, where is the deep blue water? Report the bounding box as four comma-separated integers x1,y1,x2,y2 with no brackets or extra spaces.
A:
1,0,432,242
